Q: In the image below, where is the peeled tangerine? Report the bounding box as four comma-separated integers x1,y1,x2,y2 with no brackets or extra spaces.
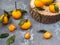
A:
43,32,52,39
24,32,31,39
8,24,16,32
34,0,44,8
12,10,22,19
20,20,31,30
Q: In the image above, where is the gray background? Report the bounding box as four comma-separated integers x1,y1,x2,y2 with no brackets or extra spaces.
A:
0,0,60,45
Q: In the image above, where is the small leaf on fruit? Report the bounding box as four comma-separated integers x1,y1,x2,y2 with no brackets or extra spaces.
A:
18,18,28,25
18,18,25,25
54,5,59,12
36,7,45,11
4,10,11,19
53,0,56,2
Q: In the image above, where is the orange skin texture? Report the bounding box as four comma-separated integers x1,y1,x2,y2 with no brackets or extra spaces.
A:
41,0,53,5
43,32,52,39
20,20,31,30
49,4,55,13
49,4,59,13
3,15,8,25
24,32,31,39
34,0,44,8
8,24,16,32
12,10,22,19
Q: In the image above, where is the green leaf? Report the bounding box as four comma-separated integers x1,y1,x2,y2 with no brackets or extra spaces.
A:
36,7,45,11
18,18,25,25
0,15,4,23
7,35,15,45
53,0,56,2
0,33,9,38
8,11,12,16
20,9,27,14
54,5,59,12
37,30,47,33
4,10,11,19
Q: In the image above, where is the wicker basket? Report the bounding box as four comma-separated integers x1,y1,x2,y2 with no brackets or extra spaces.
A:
30,8,60,24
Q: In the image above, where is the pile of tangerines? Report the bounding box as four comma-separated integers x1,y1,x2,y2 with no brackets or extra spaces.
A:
0,8,31,39
34,0,59,13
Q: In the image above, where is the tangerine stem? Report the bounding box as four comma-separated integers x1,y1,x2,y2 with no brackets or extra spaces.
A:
15,1,17,11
